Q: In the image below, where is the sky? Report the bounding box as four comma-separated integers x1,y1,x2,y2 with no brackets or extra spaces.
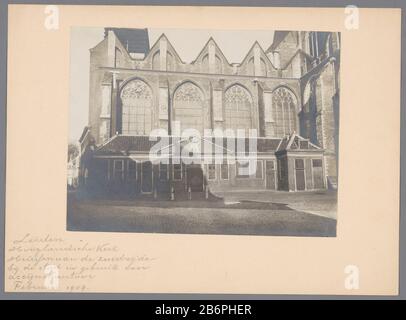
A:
69,27,275,142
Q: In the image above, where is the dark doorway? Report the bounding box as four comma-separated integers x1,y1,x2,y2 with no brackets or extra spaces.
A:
295,158,306,191
265,160,276,190
312,159,324,189
186,165,204,192
141,161,153,193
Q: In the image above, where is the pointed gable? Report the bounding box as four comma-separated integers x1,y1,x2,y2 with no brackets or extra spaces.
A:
193,37,230,65
240,41,276,76
277,133,322,152
146,33,184,71
192,37,230,74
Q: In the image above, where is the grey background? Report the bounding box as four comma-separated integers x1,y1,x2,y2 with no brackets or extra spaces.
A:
0,0,404,300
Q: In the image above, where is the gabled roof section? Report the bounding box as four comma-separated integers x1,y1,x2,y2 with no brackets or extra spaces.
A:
240,41,276,69
147,33,185,64
276,135,290,152
192,37,231,65
277,133,322,152
104,28,150,55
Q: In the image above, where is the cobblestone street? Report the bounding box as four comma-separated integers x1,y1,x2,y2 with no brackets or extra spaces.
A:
67,191,336,237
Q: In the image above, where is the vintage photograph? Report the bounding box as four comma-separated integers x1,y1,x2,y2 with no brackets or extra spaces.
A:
67,27,340,237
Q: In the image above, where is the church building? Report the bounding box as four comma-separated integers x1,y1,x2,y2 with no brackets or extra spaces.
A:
78,28,340,198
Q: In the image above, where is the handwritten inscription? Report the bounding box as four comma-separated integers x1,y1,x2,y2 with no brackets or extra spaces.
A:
6,233,156,292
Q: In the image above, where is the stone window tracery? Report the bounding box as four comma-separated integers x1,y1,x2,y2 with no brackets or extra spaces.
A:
173,82,204,133
224,85,253,132
120,79,153,135
272,87,297,136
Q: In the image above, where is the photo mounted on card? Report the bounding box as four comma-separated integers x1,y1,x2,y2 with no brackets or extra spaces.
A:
5,5,401,294
68,26,338,237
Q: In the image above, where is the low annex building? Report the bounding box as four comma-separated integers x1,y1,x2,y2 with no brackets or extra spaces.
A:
78,28,340,197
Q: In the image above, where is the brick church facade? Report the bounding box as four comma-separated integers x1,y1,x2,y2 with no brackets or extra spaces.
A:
78,28,340,198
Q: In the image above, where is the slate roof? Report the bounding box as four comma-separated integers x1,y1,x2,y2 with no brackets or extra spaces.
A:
96,135,159,154
104,28,150,55
268,31,290,52
202,137,282,154
94,135,283,155
248,138,282,152
268,31,330,57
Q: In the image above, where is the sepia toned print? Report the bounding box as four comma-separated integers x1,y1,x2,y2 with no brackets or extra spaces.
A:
67,27,340,237
5,5,401,295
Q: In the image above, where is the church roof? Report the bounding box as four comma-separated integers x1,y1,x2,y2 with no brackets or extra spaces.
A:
268,31,331,58
268,31,290,52
104,28,150,55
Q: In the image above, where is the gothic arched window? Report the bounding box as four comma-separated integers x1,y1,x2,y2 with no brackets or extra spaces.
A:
272,87,298,137
225,85,253,132
120,79,153,135
173,82,204,134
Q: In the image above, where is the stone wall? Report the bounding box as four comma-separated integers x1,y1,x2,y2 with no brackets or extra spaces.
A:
87,29,340,189
104,69,301,140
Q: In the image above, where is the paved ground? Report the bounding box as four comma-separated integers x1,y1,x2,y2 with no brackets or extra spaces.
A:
67,191,337,237
212,190,337,219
